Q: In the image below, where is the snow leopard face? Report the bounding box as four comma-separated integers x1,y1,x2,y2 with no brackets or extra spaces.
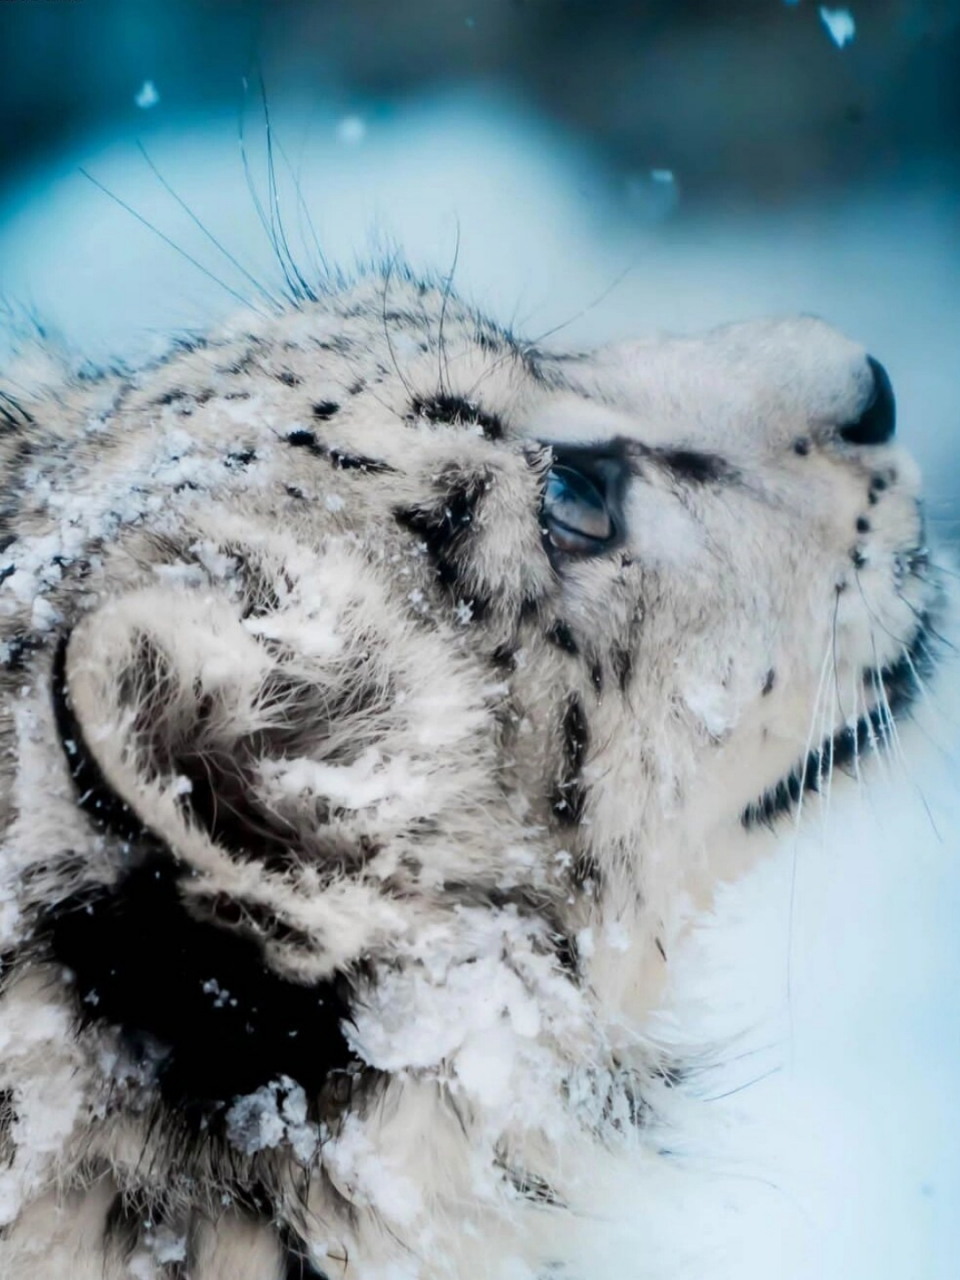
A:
0,275,937,1275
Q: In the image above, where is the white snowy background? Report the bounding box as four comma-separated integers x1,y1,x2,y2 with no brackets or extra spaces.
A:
0,90,958,1279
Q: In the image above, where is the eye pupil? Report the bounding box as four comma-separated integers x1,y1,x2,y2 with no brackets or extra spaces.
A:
543,465,614,553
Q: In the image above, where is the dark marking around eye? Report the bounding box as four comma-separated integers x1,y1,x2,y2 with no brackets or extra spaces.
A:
410,394,504,441
312,400,341,420
552,694,588,826
655,448,736,485
546,619,579,656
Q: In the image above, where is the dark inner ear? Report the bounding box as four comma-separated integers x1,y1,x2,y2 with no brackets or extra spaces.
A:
48,632,363,1127
37,853,358,1127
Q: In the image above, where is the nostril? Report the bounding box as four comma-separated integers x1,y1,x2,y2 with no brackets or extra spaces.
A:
839,357,896,446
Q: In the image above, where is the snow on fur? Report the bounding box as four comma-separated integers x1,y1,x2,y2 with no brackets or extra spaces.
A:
0,272,949,1278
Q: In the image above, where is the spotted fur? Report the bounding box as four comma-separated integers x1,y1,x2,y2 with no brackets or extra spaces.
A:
0,271,942,1278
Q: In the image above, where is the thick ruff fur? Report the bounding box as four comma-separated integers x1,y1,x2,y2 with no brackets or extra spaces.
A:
0,274,945,1278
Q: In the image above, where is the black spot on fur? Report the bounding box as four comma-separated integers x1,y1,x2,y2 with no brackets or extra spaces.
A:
2,632,42,672
546,619,579,656
742,622,931,829
552,930,579,976
39,854,356,1127
0,564,14,586
490,643,517,671
348,380,365,396
552,694,588,825
154,389,187,406
856,516,871,533
0,1088,16,1164
655,448,736,485
286,428,324,454
286,429,393,474
0,389,34,429
475,331,503,354
410,393,504,441
612,647,633,692
851,548,867,569
762,668,776,695
503,1166,564,1207
793,438,811,457
394,471,490,619
225,449,257,469
277,371,302,388
0,534,16,556
327,449,395,474
311,400,340,420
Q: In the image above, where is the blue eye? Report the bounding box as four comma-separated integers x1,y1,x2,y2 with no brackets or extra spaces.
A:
543,465,614,554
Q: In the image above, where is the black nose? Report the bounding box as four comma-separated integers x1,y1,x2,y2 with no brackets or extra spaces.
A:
839,357,896,446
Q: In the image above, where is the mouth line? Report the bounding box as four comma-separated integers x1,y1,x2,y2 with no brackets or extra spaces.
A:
741,613,934,830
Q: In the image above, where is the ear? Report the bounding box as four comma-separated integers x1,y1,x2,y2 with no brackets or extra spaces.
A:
53,531,532,976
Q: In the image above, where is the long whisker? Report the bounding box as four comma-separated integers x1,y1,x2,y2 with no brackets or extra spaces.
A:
238,77,296,302
78,169,261,315
258,74,318,304
381,251,417,405
437,219,461,398
134,141,281,311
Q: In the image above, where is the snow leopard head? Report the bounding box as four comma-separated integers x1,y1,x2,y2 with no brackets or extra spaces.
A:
0,274,937,1243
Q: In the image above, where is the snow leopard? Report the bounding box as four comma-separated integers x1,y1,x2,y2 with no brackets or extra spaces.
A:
0,267,942,1279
